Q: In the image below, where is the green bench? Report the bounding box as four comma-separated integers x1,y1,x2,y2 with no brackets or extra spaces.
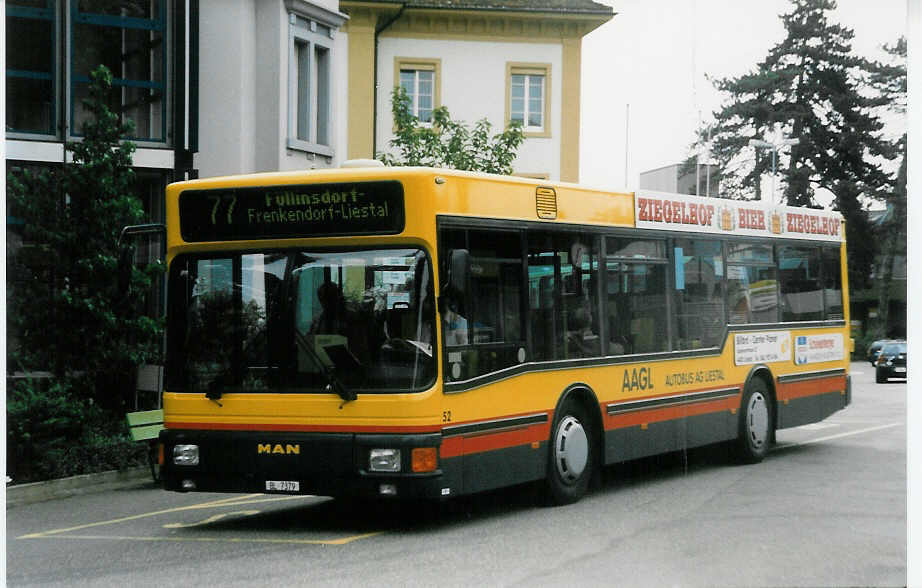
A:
126,409,164,482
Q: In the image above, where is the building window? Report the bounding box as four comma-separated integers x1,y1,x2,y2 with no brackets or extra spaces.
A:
506,63,550,136
71,1,167,142
6,1,56,135
395,59,440,124
288,15,333,156
5,0,168,143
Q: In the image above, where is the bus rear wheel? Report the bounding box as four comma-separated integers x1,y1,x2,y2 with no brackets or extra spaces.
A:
733,377,772,464
545,399,595,505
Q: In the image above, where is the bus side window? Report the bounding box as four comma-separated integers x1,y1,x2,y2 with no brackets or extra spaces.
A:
673,239,724,349
778,245,823,322
604,237,668,355
822,247,843,320
439,227,525,381
528,233,560,361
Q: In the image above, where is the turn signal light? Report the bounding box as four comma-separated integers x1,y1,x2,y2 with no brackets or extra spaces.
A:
411,447,438,473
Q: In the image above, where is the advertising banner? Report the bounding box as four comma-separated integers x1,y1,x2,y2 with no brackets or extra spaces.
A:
794,334,845,365
734,331,792,365
635,190,843,242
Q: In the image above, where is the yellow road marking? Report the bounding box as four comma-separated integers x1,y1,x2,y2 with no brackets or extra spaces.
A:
22,531,383,546
163,510,261,528
18,494,312,539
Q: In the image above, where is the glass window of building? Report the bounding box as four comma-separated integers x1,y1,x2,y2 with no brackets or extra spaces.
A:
6,1,56,135
289,15,333,155
72,1,167,142
397,60,439,124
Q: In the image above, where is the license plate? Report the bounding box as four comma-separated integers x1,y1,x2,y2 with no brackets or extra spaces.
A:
265,480,300,493
894,367,906,373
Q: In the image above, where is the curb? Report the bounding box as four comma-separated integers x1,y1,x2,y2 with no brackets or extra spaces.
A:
6,466,156,508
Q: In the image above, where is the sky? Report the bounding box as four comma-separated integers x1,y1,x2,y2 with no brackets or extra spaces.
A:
578,0,908,194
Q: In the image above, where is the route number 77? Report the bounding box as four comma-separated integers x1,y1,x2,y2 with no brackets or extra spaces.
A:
208,194,237,226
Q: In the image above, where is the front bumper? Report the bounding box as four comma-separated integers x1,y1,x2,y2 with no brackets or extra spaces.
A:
159,429,448,500
877,364,907,379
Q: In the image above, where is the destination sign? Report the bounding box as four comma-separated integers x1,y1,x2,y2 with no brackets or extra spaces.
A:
179,180,405,242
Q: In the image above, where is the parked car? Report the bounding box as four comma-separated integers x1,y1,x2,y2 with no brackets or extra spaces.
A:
867,339,895,365
875,341,907,383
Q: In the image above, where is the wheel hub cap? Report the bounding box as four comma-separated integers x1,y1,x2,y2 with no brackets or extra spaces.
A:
555,416,588,483
747,392,769,449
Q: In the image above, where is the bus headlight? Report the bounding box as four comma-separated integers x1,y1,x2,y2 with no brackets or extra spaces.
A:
173,444,200,466
369,448,401,472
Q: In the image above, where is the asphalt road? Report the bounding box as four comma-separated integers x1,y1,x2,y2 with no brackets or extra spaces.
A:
6,361,906,587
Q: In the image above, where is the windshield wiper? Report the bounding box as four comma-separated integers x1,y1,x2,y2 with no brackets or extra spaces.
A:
295,332,356,405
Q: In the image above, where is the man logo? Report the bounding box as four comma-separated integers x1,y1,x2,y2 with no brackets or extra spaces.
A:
258,443,301,455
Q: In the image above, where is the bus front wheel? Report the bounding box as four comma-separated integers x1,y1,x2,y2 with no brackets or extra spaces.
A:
545,399,594,505
733,377,772,464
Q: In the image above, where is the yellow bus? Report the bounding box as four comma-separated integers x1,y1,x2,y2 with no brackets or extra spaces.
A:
156,165,850,504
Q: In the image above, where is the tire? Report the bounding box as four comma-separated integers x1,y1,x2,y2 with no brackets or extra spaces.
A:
733,377,773,464
545,398,595,505
876,368,886,384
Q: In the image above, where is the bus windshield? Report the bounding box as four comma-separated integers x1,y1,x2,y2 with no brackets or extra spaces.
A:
166,247,436,394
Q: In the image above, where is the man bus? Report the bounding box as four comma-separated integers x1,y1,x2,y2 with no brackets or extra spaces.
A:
153,165,850,505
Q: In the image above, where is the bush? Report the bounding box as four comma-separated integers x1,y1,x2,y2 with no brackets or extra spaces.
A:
6,378,146,483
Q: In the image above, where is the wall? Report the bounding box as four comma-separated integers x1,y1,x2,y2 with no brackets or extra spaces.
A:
376,37,563,180
197,0,257,177
196,0,346,178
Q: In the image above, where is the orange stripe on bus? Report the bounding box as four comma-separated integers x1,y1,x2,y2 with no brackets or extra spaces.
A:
164,422,443,434
439,423,550,458
606,396,739,429
776,375,846,401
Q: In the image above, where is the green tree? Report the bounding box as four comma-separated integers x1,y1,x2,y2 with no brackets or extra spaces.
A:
7,65,163,415
694,0,895,290
866,37,907,338
378,87,525,174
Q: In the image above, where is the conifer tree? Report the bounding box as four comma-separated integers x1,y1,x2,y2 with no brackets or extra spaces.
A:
866,37,906,338
696,0,895,290
7,66,163,414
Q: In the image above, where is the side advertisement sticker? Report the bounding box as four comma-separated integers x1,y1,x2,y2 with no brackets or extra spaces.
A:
734,331,792,365
635,190,843,242
794,334,844,365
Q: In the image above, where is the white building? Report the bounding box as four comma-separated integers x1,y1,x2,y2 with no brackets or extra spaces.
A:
341,0,612,182
196,0,350,177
